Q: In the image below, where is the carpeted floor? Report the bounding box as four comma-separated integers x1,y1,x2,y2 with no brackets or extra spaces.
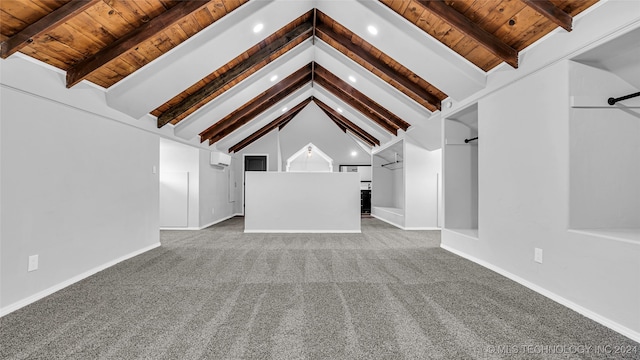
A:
1,217,638,359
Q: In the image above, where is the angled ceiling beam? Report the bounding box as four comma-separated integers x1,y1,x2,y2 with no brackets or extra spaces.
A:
200,64,312,144
319,108,375,147
155,17,314,128
66,0,214,88
314,64,409,134
313,98,380,146
279,117,295,130
1,0,101,59
314,74,398,135
208,75,310,145
521,0,572,32
415,0,518,68
328,117,348,133
228,97,313,153
315,17,442,111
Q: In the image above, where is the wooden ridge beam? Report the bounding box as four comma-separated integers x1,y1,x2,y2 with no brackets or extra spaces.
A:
521,0,572,32
66,0,214,88
314,64,409,133
1,0,101,59
415,0,518,68
228,97,313,153
313,98,379,146
199,64,312,144
315,19,441,111
155,19,314,127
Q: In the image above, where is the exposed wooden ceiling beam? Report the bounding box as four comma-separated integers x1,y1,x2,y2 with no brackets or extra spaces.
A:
313,98,380,146
521,0,572,32
279,117,296,130
415,0,519,68
314,64,409,134
228,97,313,153
208,76,310,145
66,0,214,88
1,0,101,59
155,18,314,128
328,116,348,133
315,19,442,111
314,75,397,135
200,64,312,144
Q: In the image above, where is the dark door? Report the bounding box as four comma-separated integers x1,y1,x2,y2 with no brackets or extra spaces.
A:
243,156,267,213
244,156,267,172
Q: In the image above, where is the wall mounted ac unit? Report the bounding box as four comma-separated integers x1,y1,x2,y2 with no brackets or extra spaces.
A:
210,151,231,167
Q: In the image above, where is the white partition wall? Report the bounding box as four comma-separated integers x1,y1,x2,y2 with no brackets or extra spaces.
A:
244,172,360,233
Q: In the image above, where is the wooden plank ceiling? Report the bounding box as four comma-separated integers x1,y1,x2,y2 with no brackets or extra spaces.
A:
0,0,598,151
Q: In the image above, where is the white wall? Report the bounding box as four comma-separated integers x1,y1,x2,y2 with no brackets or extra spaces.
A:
279,103,371,169
287,146,333,172
442,61,640,339
199,149,236,227
444,119,478,230
404,135,441,229
568,61,640,229
159,138,200,228
0,85,160,313
245,172,360,232
233,129,279,214
371,155,395,208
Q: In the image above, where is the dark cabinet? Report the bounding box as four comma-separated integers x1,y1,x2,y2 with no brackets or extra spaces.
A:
361,190,371,214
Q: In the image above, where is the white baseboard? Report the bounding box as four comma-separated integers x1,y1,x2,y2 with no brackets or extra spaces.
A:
160,213,242,231
371,214,404,229
198,213,242,230
160,227,200,230
403,227,441,231
244,229,361,233
0,242,161,317
440,244,640,343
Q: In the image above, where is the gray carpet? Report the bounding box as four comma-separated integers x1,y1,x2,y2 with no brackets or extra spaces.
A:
1,217,638,359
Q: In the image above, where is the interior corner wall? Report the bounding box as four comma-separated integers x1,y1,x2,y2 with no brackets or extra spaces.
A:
0,85,160,312
199,149,236,227
442,60,640,337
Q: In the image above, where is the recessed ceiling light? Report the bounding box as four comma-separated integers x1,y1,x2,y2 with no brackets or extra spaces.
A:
337,107,343,113
348,75,356,83
351,151,358,156
282,107,288,112
270,75,278,82
367,25,378,35
253,23,264,33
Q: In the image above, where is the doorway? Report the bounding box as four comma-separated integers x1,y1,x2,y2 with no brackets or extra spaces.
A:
242,155,268,214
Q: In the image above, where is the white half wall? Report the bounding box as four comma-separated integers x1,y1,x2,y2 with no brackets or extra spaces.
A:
245,172,360,233
0,85,160,314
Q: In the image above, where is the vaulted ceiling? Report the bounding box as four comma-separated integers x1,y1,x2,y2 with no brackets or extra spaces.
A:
0,0,598,152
